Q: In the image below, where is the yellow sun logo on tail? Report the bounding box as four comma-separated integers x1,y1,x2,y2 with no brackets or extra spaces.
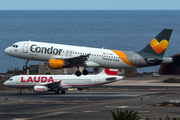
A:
150,38,168,53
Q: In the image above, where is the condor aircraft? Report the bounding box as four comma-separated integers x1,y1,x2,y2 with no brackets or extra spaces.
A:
4,68,123,94
4,29,173,76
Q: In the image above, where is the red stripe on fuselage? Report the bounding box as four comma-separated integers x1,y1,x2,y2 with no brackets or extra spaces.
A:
4,81,115,88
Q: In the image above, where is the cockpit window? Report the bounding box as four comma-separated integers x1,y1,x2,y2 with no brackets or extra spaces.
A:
12,45,18,48
8,79,13,81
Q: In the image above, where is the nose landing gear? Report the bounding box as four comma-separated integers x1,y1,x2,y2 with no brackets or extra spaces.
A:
23,59,29,70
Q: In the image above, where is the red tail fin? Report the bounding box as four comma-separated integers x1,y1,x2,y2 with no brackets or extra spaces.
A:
98,68,118,75
105,68,118,75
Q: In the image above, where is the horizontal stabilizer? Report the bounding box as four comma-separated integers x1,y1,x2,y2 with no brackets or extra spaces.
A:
147,58,163,63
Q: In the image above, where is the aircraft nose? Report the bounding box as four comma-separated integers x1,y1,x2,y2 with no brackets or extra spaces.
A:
4,47,11,55
3,81,7,86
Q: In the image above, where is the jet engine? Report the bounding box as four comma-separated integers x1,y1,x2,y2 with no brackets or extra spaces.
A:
34,86,48,92
49,59,72,69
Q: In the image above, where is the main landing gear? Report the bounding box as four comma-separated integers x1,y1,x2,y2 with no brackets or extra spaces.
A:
54,89,66,94
75,67,89,77
18,88,22,95
23,59,29,70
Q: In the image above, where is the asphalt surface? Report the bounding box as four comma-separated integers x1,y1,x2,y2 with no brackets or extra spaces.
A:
1,75,180,120
1,85,180,120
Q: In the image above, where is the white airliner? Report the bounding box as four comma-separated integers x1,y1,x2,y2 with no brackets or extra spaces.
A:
4,29,173,76
4,68,123,94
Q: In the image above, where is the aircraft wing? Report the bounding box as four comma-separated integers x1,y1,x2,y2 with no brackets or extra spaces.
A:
37,81,62,89
51,54,91,66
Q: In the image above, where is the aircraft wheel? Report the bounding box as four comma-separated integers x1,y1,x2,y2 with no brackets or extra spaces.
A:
23,66,27,70
76,71,82,77
55,91,60,94
18,91,22,95
82,69,88,75
61,90,66,94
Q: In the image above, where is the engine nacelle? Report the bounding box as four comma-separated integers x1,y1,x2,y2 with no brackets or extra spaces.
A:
34,86,48,92
49,59,73,69
49,59,65,69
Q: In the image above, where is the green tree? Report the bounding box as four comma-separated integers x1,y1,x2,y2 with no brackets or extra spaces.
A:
111,109,141,120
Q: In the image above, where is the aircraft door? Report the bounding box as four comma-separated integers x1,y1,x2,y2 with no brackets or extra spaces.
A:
16,77,20,84
95,76,99,84
23,43,29,53
133,54,139,65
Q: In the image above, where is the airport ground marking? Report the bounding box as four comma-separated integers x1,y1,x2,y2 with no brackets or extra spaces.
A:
14,96,152,120
0,98,24,105
3,92,174,120
33,96,151,114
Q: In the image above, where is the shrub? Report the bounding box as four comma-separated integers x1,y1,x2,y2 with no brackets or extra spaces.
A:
111,109,141,120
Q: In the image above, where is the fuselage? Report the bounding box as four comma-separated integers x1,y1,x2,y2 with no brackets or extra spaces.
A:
4,74,123,89
4,41,150,69
4,29,174,73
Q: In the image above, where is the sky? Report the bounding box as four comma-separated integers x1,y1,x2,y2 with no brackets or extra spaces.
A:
0,0,180,10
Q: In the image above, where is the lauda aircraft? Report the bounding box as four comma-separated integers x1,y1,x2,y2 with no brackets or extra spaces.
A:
4,68,123,94
4,29,173,76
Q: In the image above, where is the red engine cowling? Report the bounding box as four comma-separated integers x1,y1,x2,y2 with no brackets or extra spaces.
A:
34,86,48,92
48,59,72,69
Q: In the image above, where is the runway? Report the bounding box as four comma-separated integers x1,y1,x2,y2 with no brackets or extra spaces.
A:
1,86,180,120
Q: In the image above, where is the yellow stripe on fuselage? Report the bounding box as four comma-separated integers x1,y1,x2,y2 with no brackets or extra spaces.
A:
110,50,136,67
